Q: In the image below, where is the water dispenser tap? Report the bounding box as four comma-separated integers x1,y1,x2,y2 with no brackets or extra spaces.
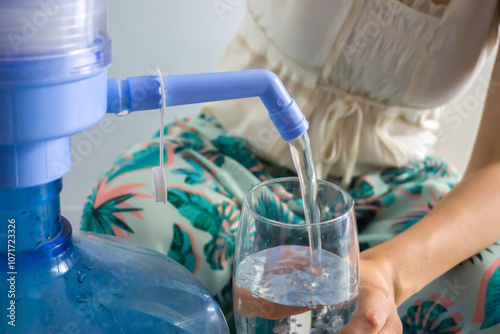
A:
106,70,309,142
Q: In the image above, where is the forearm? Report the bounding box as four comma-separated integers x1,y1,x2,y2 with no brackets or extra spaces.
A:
363,46,500,306
363,162,500,306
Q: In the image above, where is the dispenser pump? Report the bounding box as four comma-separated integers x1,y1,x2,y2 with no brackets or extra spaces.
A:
0,0,111,188
106,70,309,141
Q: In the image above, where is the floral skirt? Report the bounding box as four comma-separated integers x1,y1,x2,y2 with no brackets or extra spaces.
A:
81,115,500,333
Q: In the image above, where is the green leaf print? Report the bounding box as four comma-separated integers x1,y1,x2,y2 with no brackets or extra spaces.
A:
168,132,225,168
203,233,234,270
167,188,241,270
172,157,206,185
168,224,198,273
81,190,137,236
107,143,167,182
171,132,208,153
218,201,240,235
350,179,375,199
381,157,453,185
401,297,463,333
420,302,447,332
433,318,460,332
211,136,258,170
167,188,220,235
482,266,500,329
253,190,297,225
390,189,441,234
404,185,424,196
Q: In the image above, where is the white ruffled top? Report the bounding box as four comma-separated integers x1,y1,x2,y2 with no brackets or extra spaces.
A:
205,0,498,185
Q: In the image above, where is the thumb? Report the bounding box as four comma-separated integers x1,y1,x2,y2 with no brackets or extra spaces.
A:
337,289,390,334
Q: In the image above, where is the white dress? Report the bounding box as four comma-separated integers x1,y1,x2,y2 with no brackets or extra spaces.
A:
205,0,498,185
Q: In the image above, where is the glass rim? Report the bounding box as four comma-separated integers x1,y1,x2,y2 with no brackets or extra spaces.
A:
243,177,354,228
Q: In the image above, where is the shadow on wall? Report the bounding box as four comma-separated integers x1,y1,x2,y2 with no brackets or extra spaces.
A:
435,48,497,173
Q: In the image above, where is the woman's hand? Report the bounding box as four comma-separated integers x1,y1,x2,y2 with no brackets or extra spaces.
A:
234,248,403,333
339,253,403,334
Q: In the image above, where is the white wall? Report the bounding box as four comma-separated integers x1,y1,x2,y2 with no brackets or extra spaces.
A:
435,50,497,173
62,0,495,224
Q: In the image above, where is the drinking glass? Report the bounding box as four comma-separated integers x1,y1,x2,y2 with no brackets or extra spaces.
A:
233,177,359,334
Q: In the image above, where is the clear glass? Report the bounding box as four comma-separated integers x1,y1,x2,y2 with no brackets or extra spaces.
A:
233,177,359,334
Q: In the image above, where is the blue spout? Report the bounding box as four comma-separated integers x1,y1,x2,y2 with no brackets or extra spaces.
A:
0,68,306,189
107,70,309,141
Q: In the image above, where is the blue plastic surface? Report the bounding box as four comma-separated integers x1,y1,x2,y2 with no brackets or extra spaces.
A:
0,180,229,333
0,39,112,84
107,70,310,141
0,70,108,188
0,0,111,188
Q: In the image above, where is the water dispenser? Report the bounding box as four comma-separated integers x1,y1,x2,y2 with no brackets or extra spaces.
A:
0,0,308,332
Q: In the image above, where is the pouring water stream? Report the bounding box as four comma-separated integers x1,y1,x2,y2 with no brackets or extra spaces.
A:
289,132,322,272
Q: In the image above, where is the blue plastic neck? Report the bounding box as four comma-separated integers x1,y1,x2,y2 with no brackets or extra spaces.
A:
0,179,65,252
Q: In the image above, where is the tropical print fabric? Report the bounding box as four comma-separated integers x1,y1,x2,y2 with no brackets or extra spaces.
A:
81,115,500,332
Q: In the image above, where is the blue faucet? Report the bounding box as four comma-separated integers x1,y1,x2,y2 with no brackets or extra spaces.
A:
106,70,308,142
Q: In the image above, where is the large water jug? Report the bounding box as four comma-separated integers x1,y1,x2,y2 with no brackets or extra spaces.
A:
0,180,228,333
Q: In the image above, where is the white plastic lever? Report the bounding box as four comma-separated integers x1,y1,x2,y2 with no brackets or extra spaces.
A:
152,68,167,203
